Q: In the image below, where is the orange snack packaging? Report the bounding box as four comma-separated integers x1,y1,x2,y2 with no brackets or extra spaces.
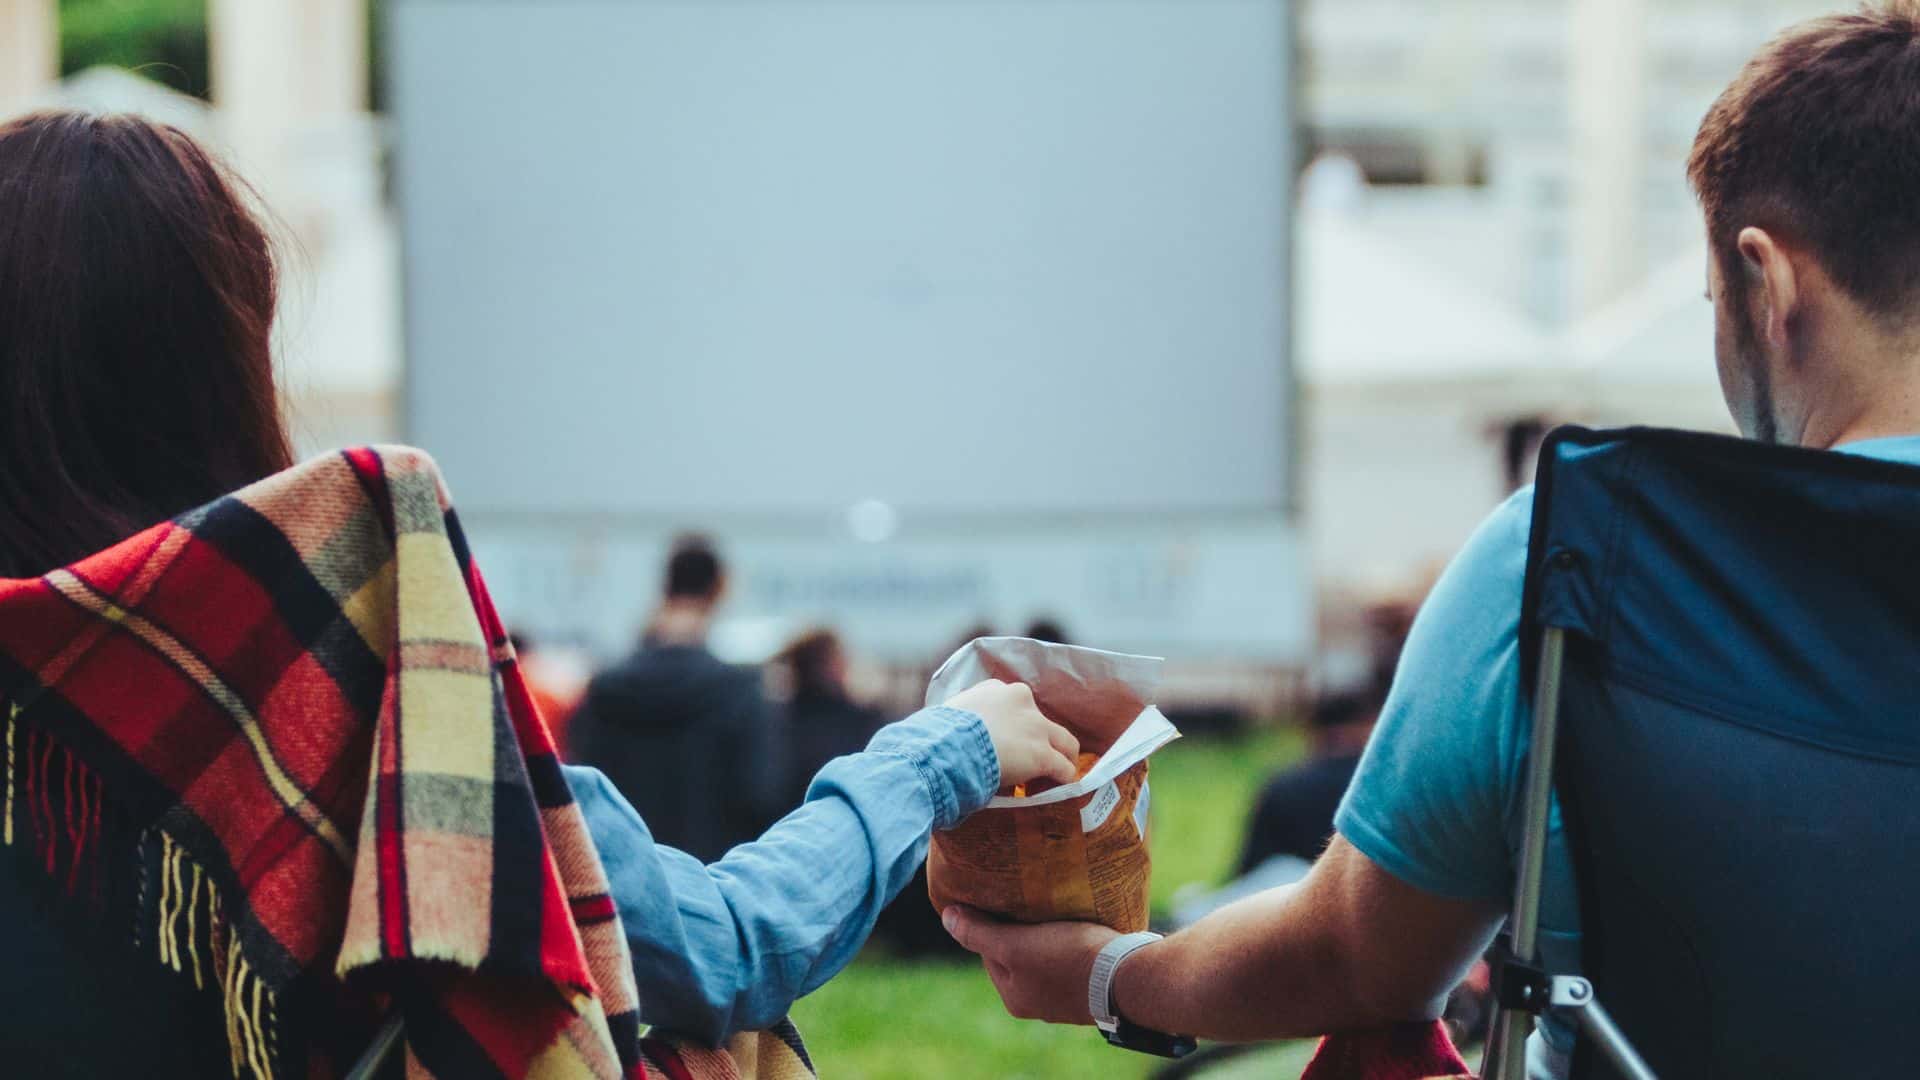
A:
925,637,1180,932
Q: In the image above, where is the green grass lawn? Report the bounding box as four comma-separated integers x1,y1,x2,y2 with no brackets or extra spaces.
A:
791,728,1317,1079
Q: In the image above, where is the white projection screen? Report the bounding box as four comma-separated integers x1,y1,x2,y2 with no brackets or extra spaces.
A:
391,0,1294,519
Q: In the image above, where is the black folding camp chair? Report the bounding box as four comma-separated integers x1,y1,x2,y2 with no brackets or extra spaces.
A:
1483,426,1920,1080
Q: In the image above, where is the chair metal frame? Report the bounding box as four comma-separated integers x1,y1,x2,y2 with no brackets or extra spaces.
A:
344,1016,405,1080
1480,627,1658,1080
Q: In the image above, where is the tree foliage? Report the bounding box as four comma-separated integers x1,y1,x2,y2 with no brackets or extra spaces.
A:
60,0,210,98
56,1,382,106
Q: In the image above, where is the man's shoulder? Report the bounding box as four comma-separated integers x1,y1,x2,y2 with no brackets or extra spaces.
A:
1464,485,1534,583
1413,487,1535,639
1486,485,1536,547
1331,489,1538,904
621,644,765,706
683,648,764,692
603,642,729,678
585,645,729,704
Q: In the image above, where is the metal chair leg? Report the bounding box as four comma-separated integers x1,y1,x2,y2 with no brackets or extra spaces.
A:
1483,627,1567,1080
344,1016,405,1080
1569,993,1656,1080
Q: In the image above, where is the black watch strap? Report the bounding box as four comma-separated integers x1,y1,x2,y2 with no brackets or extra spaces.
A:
1087,932,1196,1059
1102,1016,1198,1059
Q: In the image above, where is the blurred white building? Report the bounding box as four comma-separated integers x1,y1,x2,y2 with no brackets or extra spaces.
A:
1299,0,1837,594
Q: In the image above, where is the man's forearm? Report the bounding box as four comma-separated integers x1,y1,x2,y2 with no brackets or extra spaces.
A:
1112,837,1502,1041
1111,885,1365,1041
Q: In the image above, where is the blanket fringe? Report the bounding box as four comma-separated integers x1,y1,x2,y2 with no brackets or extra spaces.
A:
4,702,14,847
157,831,210,986
225,930,279,1080
0,702,101,899
163,828,278,1079
3,701,279,1080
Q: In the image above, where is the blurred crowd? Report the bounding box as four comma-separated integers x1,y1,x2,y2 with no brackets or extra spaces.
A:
513,530,1457,970
515,534,1078,956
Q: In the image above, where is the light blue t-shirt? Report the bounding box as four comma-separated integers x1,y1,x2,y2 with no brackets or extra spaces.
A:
1334,434,1920,1074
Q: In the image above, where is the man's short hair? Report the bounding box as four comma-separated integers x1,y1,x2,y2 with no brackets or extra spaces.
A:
1688,2,1920,319
663,534,724,600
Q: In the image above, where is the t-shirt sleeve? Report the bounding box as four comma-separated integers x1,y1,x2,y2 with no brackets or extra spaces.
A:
1333,488,1534,903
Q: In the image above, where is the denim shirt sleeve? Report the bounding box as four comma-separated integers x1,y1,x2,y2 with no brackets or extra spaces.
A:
563,704,997,1045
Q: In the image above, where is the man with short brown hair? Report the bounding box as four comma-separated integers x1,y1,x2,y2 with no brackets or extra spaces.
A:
1689,1,1920,446
944,7,1920,1077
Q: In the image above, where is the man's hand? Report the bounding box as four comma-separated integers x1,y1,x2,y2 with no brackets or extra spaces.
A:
942,905,1118,1024
944,679,1081,792
948,837,1505,1042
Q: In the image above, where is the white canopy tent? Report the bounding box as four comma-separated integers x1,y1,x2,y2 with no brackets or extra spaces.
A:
1302,218,1738,592
1299,209,1570,590
1301,210,1559,390
1563,245,1734,433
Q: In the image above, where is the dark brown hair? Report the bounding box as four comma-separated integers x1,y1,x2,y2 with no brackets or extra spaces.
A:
777,628,846,701
663,534,725,600
1689,3,1920,320
0,110,293,577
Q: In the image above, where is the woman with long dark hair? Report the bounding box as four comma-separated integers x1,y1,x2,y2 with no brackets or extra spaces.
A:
0,111,291,578
0,110,1077,1070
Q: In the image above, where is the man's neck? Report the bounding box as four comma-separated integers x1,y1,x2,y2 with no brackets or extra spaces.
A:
1787,322,1920,449
1794,390,1920,450
648,602,713,647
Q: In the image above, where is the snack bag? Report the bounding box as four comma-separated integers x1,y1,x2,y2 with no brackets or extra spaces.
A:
926,637,1180,932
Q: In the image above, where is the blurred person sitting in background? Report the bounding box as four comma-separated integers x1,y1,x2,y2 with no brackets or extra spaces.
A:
918,620,998,705
769,627,965,959
848,621,1022,963
944,8,1920,1076
773,627,888,807
1236,599,1413,876
1022,617,1070,645
508,628,589,753
947,622,999,660
0,109,1091,1062
567,535,784,863
1234,690,1377,877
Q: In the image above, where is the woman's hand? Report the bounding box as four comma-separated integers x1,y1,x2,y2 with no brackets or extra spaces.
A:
944,679,1081,791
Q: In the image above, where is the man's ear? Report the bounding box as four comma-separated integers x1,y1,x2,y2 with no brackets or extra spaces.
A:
1736,226,1799,350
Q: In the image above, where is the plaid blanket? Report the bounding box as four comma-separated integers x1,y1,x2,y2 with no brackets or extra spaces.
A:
644,1027,816,1080
0,446,812,1080
1301,1021,1473,1080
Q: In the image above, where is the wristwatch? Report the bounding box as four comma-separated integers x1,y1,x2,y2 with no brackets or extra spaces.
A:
1087,932,1197,1059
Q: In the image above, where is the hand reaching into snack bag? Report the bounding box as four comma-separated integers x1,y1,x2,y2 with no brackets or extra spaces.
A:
927,638,1193,1058
945,678,1084,792
926,637,1182,934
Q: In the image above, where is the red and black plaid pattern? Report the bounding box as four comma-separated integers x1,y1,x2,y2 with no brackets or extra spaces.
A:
0,446,641,1078
1302,1021,1474,1080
